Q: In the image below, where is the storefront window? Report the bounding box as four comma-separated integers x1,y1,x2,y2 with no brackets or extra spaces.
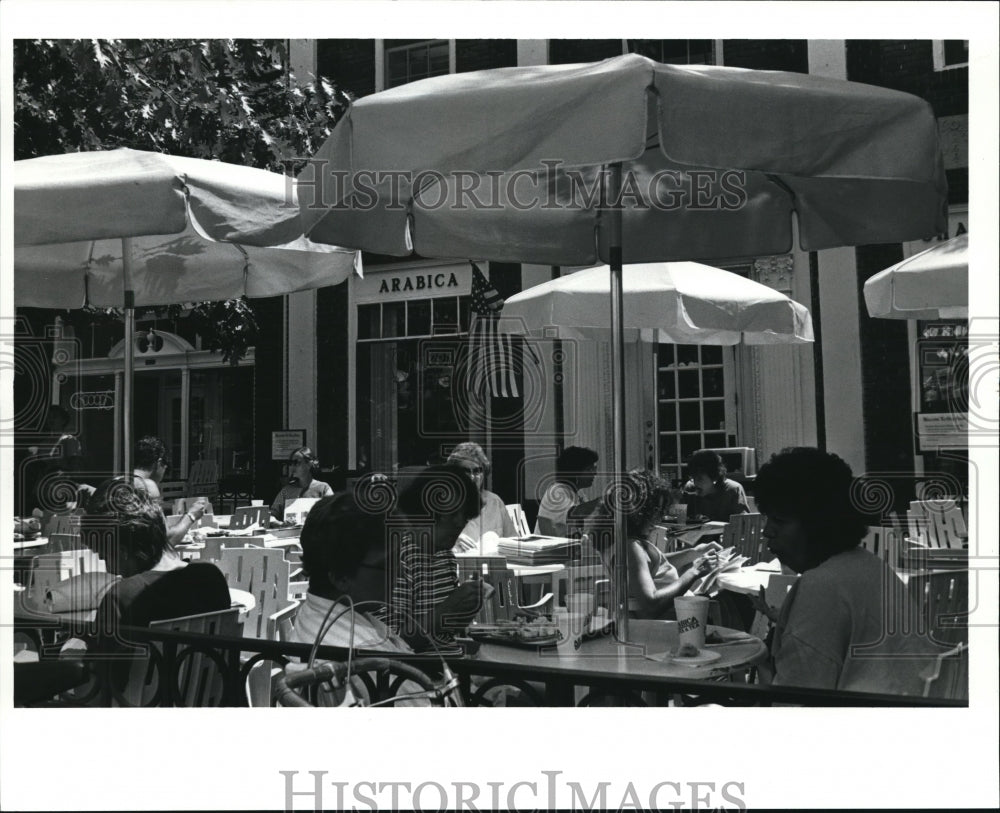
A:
357,293,469,472
189,367,254,478
657,343,732,483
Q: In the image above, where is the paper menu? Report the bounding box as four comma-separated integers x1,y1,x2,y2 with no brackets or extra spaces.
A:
283,497,320,526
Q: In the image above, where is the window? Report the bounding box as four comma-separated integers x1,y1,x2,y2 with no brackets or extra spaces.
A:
657,343,734,484
385,40,450,88
933,40,969,71
629,40,715,65
356,296,470,342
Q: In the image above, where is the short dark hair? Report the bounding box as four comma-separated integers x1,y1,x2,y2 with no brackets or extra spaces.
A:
84,478,169,572
617,468,671,537
753,447,868,559
556,446,599,477
396,463,481,521
687,449,726,484
135,436,168,470
299,494,388,594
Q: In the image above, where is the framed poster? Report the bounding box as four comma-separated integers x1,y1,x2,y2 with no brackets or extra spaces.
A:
271,429,306,461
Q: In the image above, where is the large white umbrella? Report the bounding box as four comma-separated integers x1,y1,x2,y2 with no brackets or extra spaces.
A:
298,54,947,639
15,148,359,473
863,234,968,320
501,262,814,345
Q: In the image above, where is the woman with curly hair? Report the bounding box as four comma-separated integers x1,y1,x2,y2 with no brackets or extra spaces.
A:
753,447,937,694
621,468,721,619
446,442,516,552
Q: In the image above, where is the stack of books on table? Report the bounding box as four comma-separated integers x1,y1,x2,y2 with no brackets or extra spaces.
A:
496,535,581,565
900,541,968,571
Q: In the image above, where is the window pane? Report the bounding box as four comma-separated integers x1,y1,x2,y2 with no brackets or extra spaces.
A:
703,400,725,432
680,434,702,461
701,345,723,365
408,299,432,336
383,302,405,338
677,369,700,399
677,345,698,366
658,372,675,400
679,401,701,429
943,40,968,65
433,298,459,334
659,343,675,367
428,42,450,75
661,436,679,464
459,296,471,332
704,432,726,449
659,402,677,432
702,368,724,397
358,304,380,340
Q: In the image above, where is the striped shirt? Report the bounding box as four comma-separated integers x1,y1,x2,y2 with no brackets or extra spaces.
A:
388,534,461,649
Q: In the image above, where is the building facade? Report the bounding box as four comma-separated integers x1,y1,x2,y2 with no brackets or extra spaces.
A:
19,38,968,515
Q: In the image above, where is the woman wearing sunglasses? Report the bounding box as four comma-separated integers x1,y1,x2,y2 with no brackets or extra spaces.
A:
446,442,516,552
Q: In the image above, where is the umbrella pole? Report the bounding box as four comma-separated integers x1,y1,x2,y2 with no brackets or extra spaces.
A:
606,162,630,643
122,238,134,480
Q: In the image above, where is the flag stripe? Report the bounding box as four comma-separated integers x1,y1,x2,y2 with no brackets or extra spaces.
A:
468,265,520,399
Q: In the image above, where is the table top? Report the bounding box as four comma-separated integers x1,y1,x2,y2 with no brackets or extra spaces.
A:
471,619,766,682
13,537,50,552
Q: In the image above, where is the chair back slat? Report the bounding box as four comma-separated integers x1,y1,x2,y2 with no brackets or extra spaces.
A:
907,500,968,548
25,549,106,610
721,513,766,565
505,504,531,537
217,547,294,639
142,607,243,707
921,642,968,701
860,526,905,566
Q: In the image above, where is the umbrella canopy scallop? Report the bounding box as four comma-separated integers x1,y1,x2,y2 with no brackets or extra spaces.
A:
501,262,814,345
863,234,968,320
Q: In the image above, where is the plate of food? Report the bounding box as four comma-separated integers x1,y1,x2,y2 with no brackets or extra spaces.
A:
466,618,562,648
669,644,723,665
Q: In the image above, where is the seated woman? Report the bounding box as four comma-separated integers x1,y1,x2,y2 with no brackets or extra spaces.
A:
752,447,938,694
131,436,209,546
622,468,722,620
683,449,750,523
86,479,231,633
292,493,409,651
388,463,490,651
535,446,599,537
447,442,516,553
270,446,334,521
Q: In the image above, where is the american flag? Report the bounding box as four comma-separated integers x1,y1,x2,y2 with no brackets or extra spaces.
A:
468,264,519,398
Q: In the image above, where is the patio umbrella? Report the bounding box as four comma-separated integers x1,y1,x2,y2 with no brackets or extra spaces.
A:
500,262,814,345
863,234,968,320
15,147,360,474
298,54,947,639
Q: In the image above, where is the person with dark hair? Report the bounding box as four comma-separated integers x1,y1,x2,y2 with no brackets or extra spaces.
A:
83,479,230,639
620,469,721,619
270,446,334,521
752,447,937,694
683,449,750,523
132,436,209,544
447,442,516,552
132,435,169,503
46,405,83,472
292,494,410,651
535,445,599,536
389,464,489,651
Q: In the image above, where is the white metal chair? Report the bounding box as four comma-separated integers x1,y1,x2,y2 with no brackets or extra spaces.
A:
22,549,107,613
455,556,551,624
920,642,968,701
721,513,766,565
505,503,531,537
859,526,905,566
216,546,299,641
907,500,968,548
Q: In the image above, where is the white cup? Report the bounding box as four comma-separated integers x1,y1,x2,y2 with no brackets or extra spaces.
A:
674,595,710,651
555,610,587,655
